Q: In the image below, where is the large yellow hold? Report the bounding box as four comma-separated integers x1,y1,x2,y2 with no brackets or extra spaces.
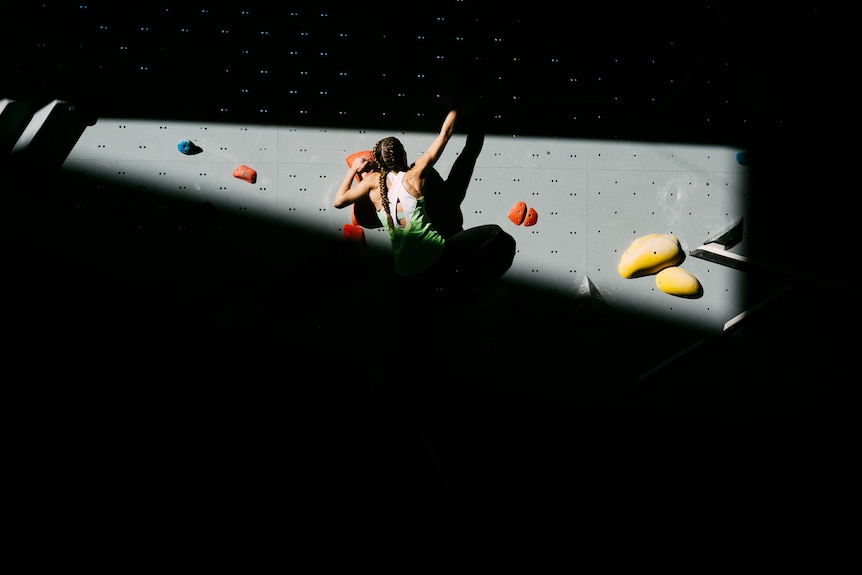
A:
655,266,702,297
618,233,683,278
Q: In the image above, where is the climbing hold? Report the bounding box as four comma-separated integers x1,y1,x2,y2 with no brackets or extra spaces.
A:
736,151,750,166
345,150,382,229
177,139,202,155
345,150,375,183
339,223,368,265
524,206,538,227
656,266,703,298
618,233,683,278
343,223,366,244
508,201,527,225
232,164,257,184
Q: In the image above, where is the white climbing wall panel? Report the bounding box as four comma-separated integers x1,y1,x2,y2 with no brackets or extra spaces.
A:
63,119,750,334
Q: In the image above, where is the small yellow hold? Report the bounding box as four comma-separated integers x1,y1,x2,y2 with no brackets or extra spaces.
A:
618,233,683,278
655,266,703,298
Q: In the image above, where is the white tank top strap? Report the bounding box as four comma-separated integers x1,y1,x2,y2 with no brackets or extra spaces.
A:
387,171,417,227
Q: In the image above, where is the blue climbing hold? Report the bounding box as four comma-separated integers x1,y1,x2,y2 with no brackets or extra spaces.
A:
736,151,749,166
178,139,202,155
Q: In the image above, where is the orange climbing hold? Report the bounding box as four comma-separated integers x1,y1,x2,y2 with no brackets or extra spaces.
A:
343,223,368,261
232,164,257,184
508,201,527,225
524,206,538,226
345,150,382,229
343,223,365,243
345,150,374,183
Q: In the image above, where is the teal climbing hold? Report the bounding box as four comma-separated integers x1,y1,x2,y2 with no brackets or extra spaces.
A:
178,139,202,155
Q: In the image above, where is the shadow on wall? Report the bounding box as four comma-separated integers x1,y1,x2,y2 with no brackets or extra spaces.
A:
5,98,853,515
5,103,707,391
5,97,844,402
2,99,96,171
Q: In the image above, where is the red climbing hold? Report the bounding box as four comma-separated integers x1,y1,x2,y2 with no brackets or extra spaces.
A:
341,223,368,264
343,223,365,243
345,150,382,229
233,164,257,184
524,206,538,226
345,150,374,184
508,201,527,225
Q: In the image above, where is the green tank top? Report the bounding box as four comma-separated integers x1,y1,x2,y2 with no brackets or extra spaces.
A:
377,196,445,276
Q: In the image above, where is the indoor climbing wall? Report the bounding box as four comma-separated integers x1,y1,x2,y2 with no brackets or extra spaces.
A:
63,117,750,334
5,1,771,343
3,1,850,509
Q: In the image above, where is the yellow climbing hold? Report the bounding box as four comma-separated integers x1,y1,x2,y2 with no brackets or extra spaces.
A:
656,266,702,297
618,233,683,278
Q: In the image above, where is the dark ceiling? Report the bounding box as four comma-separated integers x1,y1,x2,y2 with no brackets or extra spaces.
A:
4,1,839,146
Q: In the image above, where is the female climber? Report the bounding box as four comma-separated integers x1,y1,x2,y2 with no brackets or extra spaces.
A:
334,108,516,304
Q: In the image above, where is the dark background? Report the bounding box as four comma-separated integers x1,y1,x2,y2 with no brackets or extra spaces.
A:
2,0,854,539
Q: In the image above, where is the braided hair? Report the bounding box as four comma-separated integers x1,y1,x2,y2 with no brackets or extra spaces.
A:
371,137,409,230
